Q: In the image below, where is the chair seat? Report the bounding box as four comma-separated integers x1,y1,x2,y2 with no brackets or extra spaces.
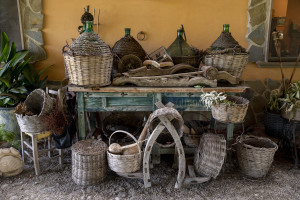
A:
24,131,52,140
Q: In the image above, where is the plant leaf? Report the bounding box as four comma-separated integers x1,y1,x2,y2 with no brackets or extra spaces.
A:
7,42,16,61
0,32,9,54
0,77,10,88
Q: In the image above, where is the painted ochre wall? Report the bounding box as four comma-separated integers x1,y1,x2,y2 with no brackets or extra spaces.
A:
39,0,300,81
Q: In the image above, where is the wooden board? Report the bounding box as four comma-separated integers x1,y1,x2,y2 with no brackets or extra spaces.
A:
68,86,248,93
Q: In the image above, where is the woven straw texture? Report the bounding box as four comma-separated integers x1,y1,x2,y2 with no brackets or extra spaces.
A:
172,47,203,68
212,95,249,123
0,147,23,177
63,32,113,87
107,130,142,173
16,89,54,133
112,36,146,61
236,135,278,178
194,133,226,178
72,139,107,186
148,107,184,148
211,32,239,49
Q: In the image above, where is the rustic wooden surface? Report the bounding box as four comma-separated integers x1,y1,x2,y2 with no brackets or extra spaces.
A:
69,86,248,93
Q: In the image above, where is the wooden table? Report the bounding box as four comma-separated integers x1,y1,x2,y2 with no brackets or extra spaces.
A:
69,86,248,163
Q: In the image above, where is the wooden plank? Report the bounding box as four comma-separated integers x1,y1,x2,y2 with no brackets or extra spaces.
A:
116,172,143,179
85,106,154,112
77,92,86,140
184,176,211,185
85,92,150,98
68,86,249,93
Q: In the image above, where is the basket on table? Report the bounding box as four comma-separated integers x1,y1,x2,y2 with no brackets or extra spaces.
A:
236,135,278,178
63,28,113,87
172,47,204,68
107,130,142,173
72,139,107,185
212,95,249,123
194,133,226,178
204,27,249,78
16,89,54,133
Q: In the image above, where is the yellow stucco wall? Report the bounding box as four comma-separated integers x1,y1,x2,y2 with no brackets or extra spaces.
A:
38,0,300,82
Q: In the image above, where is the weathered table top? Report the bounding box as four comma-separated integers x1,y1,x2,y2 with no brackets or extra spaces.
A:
68,86,248,93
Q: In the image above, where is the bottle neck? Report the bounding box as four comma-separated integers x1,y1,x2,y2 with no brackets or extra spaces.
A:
85,21,93,33
177,30,184,38
125,28,131,37
223,24,230,32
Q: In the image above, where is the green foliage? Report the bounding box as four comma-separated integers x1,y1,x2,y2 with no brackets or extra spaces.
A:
268,89,283,112
0,32,30,107
280,81,300,119
0,124,19,149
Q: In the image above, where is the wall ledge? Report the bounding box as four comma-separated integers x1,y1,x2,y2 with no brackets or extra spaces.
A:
256,61,300,68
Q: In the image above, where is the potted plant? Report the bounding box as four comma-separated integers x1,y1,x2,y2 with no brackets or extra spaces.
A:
280,81,300,121
0,32,30,137
200,91,249,123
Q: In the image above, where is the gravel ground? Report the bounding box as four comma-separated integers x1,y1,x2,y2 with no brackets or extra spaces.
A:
1,149,300,200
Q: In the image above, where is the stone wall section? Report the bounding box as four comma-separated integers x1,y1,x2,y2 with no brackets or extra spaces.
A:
19,0,46,62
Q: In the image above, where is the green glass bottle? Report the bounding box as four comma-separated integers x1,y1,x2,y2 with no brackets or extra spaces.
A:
167,25,195,57
85,21,93,33
125,28,131,37
223,24,230,32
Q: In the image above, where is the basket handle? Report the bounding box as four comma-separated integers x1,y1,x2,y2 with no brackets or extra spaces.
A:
62,45,70,54
108,130,142,155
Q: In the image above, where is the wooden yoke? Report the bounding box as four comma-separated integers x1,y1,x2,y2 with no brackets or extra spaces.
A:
143,102,186,189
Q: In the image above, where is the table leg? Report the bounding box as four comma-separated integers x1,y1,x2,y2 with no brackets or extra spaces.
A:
226,123,234,165
77,92,86,140
292,122,298,168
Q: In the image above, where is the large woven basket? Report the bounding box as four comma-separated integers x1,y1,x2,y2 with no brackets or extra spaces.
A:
72,139,107,186
16,89,54,133
236,135,278,178
107,130,142,173
212,95,249,123
194,133,226,178
63,32,113,87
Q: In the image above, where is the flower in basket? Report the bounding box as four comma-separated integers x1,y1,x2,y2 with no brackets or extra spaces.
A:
200,91,234,108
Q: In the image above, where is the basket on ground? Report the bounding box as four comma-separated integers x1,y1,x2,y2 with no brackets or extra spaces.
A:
212,95,249,123
63,30,113,87
72,139,107,185
194,133,226,178
16,89,54,133
107,130,142,173
236,135,278,178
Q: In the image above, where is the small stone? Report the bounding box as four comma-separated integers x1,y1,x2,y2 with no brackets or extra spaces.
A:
9,196,19,200
248,45,264,62
1,184,9,190
115,198,120,200
247,23,265,45
34,182,39,185
248,3,266,27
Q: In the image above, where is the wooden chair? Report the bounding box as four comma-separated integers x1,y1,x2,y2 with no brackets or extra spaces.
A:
20,88,64,176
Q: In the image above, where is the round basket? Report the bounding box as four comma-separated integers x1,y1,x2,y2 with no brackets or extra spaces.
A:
194,133,226,178
183,134,201,148
63,32,113,87
148,107,184,148
264,109,285,138
212,95,249,123
107,130,142,173
0,147,23,177
72,139,107,186
16,89,54,133
236,135,278,178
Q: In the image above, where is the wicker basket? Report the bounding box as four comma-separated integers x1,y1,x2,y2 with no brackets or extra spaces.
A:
236,135,278,178
16,89,54,133
63,32,113,87
194,133,226,178
107,130,142,173
212,95,249,123
183,134,201,148
0,147,23,177
72,139,107,186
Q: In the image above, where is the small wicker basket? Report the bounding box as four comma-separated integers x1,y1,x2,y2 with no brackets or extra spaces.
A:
194,133,226,178
72,139,107,186
63,32,113,87
236,135,278,178
107,130,142,173
212,95,249,123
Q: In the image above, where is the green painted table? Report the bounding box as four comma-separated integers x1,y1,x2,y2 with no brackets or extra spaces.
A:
68,86,248,163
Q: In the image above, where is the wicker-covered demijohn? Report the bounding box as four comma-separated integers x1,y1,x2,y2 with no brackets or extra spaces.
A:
63,28,113,87
236,135,278,178
16,89,54,133
194,133,226,178
72,139,107,186
107,130,142,173
212,95,249,123
204,26,249,78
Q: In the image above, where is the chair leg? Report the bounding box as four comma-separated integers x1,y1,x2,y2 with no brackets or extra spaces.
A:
20,131,25,163
58,149,63,165
32,135,40,176
48,136,52,158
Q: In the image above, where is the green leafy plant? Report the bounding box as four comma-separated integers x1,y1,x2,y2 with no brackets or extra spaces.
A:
0,124,19,149
200,90,235,108
0,32,30,107
279,81,300,119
